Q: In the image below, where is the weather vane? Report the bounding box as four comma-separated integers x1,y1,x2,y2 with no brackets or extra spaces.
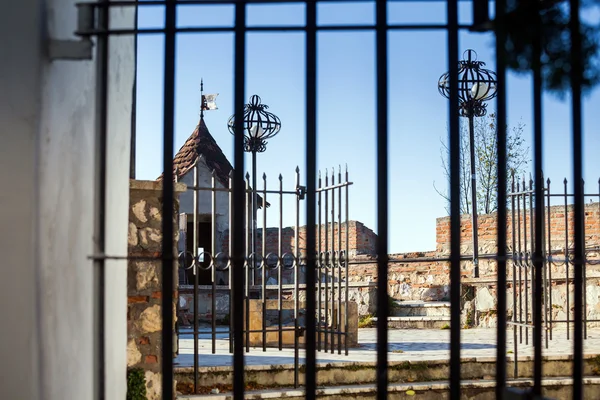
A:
200,78,219,119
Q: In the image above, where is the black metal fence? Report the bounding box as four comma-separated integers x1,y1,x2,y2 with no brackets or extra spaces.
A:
507,175,600,379
79,0,591,399
175,163,352,393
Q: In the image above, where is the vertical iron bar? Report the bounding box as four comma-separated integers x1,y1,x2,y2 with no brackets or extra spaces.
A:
193,165,200,392
583,179,587,340
245,173,251,353
565,178,570,340
232,1,247,397
278,174,283,351
494,1,508,391
571,0,584,395
344,166,350,356
161,0,176,397
252,152,257,287
522,176,529,345
337,166,343,354
294,167,300,388
318,171,322,352
468,111,480,278
324,171,329,353
511,175,519,378
130,0,138,179
447,0,461,398
229,172,234,354
542,175,549,349
547,178,553,342
330,168,336,353
305,0,318,396
212,170,217,354
93,0,109,397
262,173,267,352
517,180,523,343
376,0,389,398
532,22,544,391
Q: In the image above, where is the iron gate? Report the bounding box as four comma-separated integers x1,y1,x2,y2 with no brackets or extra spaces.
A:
508,174,600,378
176,163,352,392
77,0,593,399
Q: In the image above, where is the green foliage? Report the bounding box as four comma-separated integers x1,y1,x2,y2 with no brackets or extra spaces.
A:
358,314,374,328
127,368,148,400
501,0,600,96
435,112,530,215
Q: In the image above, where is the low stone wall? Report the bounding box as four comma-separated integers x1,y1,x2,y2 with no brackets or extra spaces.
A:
245,299,359,348
348,253,451,302
177,282,377,323
127,180,185,399
462,257,600,329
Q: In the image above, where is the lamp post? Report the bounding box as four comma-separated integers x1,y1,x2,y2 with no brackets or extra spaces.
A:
438,49,497,278
228,95,281,283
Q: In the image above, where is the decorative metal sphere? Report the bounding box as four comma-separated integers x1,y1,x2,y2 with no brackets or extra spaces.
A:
438,49,498,117
228,95,282,153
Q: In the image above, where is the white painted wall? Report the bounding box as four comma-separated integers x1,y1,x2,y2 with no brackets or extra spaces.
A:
0,1,134,399
179,159,231,252
0,0,42,399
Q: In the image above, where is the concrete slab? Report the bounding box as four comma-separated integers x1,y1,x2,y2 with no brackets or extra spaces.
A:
174,327,600,369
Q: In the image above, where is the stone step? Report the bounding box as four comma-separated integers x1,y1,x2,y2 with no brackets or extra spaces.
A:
178,376,600,399
372,316,452,329
391,300,451,317
175,354,600,395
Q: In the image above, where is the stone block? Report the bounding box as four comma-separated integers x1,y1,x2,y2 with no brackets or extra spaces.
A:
140,304,162,333
127,339,141,367
136,262,158,292
244,299,358,348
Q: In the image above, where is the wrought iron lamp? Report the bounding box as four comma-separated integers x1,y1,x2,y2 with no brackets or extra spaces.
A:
438,49,497,278
228,95,281,280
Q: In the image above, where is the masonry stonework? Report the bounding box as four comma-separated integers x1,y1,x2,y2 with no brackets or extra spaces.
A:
221,220,377,257
127,180,185,399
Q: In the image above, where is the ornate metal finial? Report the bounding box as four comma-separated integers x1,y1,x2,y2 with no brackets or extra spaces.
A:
296,166,300,173
438,49,497,118
279,173,283,181
227,95,281,153
200,78,204,119
564,178,568,185
246,172,250,180
263,172,267,180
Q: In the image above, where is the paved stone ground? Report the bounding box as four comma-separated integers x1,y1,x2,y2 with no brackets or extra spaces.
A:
174,326,600,368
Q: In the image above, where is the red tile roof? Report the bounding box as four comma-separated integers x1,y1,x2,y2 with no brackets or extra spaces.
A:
157,118,268,207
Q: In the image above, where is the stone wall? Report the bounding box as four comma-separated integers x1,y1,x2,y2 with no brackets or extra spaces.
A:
127,180,185,399
435,202,600,256
221,220,377,258
344,201,600,326
348,252,451,301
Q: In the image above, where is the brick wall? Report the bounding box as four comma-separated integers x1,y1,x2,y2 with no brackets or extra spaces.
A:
348,252,451,301
127,180,185,400
221,220,377,257
346,201,600,303
436,202,600,257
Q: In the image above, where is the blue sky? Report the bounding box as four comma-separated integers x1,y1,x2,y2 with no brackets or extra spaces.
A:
135,1,600,253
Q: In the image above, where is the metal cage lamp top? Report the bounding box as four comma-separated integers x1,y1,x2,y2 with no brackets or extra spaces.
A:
438,49,498,117
227,95,282,153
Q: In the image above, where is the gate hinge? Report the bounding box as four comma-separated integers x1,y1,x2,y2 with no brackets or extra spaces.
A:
296,185,307,200
48,39,93,60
